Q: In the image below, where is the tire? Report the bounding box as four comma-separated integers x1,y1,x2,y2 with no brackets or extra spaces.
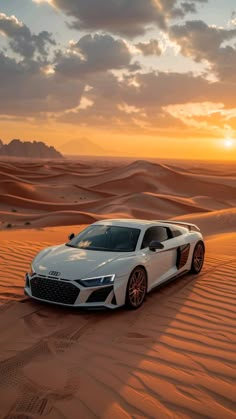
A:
190,241,205,274
125,266,147,309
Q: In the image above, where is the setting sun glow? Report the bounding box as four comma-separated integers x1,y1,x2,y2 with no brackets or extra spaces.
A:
224,140,233,148
0,1,235,161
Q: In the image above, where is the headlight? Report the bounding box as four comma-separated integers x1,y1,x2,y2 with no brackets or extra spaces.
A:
76,274,115,287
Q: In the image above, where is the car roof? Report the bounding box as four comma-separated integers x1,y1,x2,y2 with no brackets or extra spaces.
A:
94,218,186,230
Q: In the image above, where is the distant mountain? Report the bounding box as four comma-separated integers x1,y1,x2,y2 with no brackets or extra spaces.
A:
59,138,107,155
0,139,62,159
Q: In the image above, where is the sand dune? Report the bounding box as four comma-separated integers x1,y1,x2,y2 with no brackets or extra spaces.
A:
0,158,235,230
173,207,236,237
0,157,236,418
90,192,209,219
0,192,209,228
0,231,235,418
92,160,236,199
191,195,232,211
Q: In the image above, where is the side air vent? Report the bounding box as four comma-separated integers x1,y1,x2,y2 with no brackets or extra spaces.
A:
111,294,117,305
86,286,113,303
176,244,190,269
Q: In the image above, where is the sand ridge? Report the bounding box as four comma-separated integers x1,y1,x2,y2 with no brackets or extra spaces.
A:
0,237,235,418
0,157,236,418
0,158,235,230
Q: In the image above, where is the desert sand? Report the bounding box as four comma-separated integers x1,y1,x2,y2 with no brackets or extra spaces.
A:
0,157,236,418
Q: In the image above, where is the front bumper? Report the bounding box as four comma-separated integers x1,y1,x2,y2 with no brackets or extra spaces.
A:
24,273,125,309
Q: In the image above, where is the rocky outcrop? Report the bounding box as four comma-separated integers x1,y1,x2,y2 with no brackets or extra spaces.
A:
0,139,62,159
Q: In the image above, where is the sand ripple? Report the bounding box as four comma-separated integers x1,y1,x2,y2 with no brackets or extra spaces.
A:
0,238,235,418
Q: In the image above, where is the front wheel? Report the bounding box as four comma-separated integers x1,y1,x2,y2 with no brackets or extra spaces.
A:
190,241,205,274
125,267,147,309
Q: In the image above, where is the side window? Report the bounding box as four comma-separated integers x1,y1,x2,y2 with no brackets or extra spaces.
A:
172,229,182,238
141,227,171,249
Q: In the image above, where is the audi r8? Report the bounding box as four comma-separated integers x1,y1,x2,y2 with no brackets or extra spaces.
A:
24,219,205,309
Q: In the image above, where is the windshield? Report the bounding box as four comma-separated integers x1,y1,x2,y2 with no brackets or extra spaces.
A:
66,225,141,252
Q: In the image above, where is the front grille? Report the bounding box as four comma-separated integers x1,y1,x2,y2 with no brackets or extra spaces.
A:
86,286,113,303
30,277,80,305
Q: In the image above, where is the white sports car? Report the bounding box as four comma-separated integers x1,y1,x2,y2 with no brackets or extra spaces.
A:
24,219,205,309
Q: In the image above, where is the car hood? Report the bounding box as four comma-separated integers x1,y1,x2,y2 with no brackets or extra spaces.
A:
33,244,136,280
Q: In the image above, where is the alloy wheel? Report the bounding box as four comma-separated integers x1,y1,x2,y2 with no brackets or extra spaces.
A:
127,267,147,308
193,242,204,273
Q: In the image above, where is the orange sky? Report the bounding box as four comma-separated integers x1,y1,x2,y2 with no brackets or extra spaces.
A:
1,119,235,160
0,0,236,160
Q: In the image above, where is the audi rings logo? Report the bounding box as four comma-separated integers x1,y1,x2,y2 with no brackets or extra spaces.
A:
49,271,61,277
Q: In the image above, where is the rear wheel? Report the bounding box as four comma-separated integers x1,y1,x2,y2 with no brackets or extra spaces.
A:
190,241,205,274
125,267,147,309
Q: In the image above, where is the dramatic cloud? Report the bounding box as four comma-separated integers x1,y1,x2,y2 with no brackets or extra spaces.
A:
170,20,236,80
55,33,138,77
181,2,197,14
0,39,235,136
1,0,235,143
170,20,236,60
180,0,208,14
122,71,211,108
0,52,85,115
56,71,206,126
0,13,55,59
53,68,236,137
44,0,195,37
135,39,162,56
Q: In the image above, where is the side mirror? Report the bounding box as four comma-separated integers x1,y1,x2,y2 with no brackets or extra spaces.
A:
68,233,75,241
149,241,164,252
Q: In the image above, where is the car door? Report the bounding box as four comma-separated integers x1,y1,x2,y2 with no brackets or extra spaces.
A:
141,226,180,290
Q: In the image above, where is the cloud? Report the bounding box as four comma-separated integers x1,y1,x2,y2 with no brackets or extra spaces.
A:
0,13,55,59
1,5,235,139
181,2,197,14
231,11,236,26
165,104,236,135
0,52,85,115
170,20,236,80
0,44,235,137
180,0,208,14
135,39,162,56
55,68,236,138
32,0,53,3
170,20,236,60
32,0,209,38
56,70,207,130
45,0,189,37
46,0,210,37
122,71,211,108
55,33,137,77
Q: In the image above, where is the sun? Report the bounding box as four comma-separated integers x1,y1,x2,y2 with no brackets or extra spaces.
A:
224,139,233,148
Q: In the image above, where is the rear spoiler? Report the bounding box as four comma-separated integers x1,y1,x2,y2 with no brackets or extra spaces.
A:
156,220,200,232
